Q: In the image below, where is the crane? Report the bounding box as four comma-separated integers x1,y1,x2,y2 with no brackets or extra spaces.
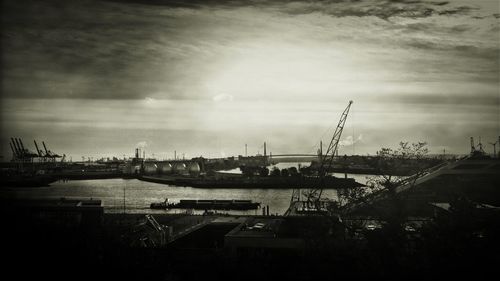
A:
288,100,353,214
477,136,485,154
9,138,39,161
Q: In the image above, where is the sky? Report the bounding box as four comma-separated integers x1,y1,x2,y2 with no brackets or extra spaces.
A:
1,0,499,161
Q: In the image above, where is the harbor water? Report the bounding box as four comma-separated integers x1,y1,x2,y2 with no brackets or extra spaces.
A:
0,174,374,215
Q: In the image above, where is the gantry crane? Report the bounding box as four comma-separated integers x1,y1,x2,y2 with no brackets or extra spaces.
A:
8,138,61,162
9,137,39,161
288,100,353,214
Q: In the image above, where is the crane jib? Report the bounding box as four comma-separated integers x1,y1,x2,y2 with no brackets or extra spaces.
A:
289,100,353,213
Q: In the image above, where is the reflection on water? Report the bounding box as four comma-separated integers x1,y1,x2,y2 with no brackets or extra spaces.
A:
0,174,375,215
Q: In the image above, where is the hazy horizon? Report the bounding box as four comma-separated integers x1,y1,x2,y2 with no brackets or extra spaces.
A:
1,0,499,161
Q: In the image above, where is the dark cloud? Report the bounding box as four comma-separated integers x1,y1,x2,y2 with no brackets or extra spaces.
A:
103,0,473,21
402,22,471,33
379,92,499,107
276,1,436,20
437,5,476,16
401,44,499,76
2,0,217,99
2,0,497,101
1,0,498,158
432,1,449,6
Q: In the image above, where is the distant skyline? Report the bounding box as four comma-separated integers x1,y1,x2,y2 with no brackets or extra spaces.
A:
1,0,499,160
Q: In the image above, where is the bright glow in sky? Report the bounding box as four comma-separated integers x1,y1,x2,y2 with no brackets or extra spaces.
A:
1,0,499,160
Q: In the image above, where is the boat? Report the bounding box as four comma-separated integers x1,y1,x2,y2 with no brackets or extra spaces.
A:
140,174,364,189
0,172,57,188
150,198,261,210
150,198,170,209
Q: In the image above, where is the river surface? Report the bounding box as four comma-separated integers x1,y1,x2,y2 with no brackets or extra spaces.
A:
0,173,374,215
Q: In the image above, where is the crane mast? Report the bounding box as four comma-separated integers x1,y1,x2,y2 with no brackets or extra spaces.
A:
289,100,353,213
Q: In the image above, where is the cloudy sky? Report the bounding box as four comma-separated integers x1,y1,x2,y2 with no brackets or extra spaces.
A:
1,0,499,160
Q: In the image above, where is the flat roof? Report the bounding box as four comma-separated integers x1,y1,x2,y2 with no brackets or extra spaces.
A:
429,202,500,212
226,217,283,238
0,198,103,209
211,217,247,224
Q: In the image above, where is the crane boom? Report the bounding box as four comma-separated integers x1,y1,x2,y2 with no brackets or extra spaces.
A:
19,138,26,153
34,140,42,157
42,141,50,156
14,138,23,157
9,142,16,157
10,138,20,157
289,100,353,213
316,100,353,200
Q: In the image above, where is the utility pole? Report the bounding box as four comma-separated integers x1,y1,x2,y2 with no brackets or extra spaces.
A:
245,144,247,157
489,141,497,158
123,184,126,214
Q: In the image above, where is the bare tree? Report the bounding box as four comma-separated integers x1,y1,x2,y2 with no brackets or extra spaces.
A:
337,141,429,206
333,141,430,236
367,141,429,192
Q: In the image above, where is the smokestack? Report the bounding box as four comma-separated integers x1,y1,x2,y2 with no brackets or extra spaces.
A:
245,144,247,157
264,142,267,157
135,148,139,158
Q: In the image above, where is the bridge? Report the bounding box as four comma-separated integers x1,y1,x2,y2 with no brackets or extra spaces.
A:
270,154,318,158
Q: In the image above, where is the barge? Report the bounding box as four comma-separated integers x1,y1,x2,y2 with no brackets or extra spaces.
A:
140,174,364,189
0,173,57,188
150,199,261,210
